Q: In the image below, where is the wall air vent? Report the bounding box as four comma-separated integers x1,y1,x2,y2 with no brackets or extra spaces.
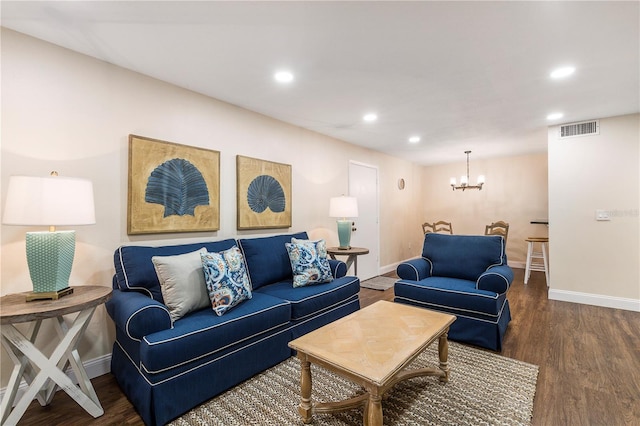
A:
559,120,600,138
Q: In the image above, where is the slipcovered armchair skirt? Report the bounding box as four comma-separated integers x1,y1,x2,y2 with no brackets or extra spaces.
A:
394,233,514,351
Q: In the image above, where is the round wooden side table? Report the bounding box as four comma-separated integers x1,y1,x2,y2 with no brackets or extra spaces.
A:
0,286,112,425
326,246,370,276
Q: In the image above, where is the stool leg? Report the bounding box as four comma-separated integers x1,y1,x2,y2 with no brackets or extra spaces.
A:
541,242,549,286
524,241,533,284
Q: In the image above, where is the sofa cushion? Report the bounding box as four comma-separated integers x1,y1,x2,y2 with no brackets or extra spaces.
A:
114,239,237,302
201,246,252,316
139,292,290,374
422,234,505,281
238,232,308,290
286,238,333,288
394,277,506,318
151,248,210,322
255,275,360,321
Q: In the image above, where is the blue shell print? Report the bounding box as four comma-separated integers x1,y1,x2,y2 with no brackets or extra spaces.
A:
145,158,210,217
247,175,286,213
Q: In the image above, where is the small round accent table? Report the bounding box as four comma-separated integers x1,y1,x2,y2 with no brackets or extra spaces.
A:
326,246,369,276
0,286,112,425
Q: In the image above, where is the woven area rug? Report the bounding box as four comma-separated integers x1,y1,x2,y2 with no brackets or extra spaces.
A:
170,341,538,425
360,276,396,291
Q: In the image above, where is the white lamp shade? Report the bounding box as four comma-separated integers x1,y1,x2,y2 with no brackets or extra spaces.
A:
329,196,358,218
3,175,96,226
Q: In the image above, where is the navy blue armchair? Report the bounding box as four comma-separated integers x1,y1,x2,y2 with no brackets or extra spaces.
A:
395,233,514,351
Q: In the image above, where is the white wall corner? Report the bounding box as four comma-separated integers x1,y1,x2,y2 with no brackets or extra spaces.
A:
548,289,640,312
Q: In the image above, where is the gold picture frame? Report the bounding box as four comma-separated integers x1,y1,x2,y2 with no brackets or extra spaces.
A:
236,155,292,230
128,135,220,234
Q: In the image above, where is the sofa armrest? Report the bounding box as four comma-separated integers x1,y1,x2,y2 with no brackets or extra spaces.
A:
106,288,172,341
329,259,347,278
397,258,431,281
476,265,514,294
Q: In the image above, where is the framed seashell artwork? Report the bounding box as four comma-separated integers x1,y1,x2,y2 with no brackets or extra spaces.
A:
128,135,220,234
236,155,292,230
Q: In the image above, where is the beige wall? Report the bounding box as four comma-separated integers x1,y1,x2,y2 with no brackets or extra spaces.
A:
548,113,640,308
421,151,549,265
0,29,424,388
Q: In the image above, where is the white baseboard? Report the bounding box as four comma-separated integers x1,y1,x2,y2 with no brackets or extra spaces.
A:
508,260,526,269
548,289,640,312
379,262,400,275
0,353,111,407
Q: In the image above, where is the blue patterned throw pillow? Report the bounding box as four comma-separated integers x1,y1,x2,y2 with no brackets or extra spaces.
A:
201,246,252,316
286,238,333,288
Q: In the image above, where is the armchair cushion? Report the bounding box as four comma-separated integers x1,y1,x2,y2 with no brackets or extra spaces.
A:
422,233,506,281
394,277,507,319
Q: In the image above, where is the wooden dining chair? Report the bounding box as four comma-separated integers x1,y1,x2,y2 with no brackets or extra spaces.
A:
422,221,453,234
485,220,509,241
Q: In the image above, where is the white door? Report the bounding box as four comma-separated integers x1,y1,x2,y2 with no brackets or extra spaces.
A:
348,161,379,280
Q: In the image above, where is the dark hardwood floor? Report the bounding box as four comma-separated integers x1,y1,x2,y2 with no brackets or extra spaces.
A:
15,269,640,425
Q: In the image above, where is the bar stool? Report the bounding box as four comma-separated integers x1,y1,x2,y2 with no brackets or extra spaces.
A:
525,237,549,285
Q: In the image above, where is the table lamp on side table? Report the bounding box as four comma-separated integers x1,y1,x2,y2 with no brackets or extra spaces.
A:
329,195,358,250
2,172,95,299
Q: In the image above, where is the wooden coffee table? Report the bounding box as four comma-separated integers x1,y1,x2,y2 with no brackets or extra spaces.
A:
288,300,456,426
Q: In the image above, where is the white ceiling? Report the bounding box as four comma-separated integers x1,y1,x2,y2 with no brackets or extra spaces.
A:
2,1,638,165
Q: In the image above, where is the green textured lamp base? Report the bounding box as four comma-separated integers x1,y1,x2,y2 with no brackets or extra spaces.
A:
25,230,76,293
336,220,353,249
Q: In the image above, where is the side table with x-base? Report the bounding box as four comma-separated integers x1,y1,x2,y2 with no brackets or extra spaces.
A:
0,286,112,425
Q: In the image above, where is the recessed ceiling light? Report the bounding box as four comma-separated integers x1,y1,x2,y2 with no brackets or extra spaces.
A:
409,136,421,143
274,71,294,83
547,112,564,120
363,113,378,122
550,66,576,79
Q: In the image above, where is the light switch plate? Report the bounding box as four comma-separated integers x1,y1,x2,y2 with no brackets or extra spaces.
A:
595,210,610,221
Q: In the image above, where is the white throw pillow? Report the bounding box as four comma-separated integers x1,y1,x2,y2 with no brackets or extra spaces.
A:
152,248,210,322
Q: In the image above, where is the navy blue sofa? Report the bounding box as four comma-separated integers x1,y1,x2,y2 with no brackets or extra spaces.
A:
106,232,360,425
394,233,513,351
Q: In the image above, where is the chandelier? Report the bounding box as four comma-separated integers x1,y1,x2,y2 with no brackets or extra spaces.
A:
450,151,485,191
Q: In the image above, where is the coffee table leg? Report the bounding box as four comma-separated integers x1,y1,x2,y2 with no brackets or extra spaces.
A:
438,330,450,383
298,356,313,424
364,388,383,426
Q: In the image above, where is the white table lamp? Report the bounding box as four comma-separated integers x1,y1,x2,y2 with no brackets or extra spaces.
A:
329,196,358,249
2,173,95,294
